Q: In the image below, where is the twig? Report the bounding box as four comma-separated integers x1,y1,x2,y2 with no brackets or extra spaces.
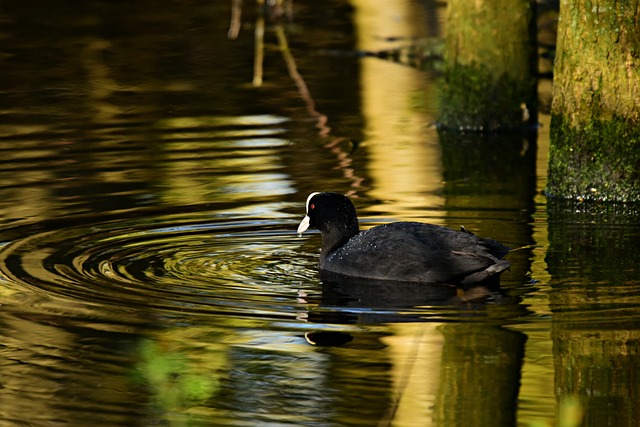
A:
274,22,363,191
274,24,330,136
227,0,242,40
253,0,265,86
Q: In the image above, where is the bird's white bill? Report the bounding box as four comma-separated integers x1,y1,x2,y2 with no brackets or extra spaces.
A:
297,215,310,236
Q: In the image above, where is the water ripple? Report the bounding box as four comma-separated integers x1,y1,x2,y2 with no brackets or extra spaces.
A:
0,209,316,320
0,206,539,326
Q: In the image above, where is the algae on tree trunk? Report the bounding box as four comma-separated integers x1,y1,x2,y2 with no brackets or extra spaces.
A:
548,0,640,202
439,0,537,131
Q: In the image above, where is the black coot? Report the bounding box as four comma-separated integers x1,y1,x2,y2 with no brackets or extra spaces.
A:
297,192,511,286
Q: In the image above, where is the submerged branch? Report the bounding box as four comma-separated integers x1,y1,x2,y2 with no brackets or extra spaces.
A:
253,1,265,86
274,24,329,136
274,23,363,192
227,0,242,40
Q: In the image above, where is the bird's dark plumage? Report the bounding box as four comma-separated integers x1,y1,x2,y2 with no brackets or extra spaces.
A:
297,192,510,286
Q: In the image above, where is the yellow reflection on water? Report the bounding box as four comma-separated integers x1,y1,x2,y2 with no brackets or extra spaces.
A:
352,0,445,220
382,323,444,427
351,2,447,426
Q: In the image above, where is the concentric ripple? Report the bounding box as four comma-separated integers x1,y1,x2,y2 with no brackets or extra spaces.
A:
0,208,536,325
0,208,318,319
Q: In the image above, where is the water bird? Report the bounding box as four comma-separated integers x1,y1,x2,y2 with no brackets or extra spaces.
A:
297,192,511,286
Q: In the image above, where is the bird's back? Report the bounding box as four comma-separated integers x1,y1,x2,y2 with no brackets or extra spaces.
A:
320,222,510,285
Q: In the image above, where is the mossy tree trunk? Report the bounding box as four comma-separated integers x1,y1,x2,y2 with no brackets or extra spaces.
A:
548,0,640,202
439,0,537,131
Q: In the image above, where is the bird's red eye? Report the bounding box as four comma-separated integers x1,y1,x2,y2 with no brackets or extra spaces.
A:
310,204,315,210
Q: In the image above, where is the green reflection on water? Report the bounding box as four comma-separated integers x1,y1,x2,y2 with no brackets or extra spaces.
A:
134,335,225,425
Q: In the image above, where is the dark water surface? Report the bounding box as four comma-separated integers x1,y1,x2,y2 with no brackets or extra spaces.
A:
1,2,639,426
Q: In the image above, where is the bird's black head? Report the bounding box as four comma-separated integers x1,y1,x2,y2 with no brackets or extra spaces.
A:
298,192,359,235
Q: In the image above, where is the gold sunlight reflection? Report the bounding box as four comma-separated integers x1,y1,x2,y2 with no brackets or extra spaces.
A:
381,324,444,426
81,39,127,122
528,113,552,313
514,114,556,423
155,115,294,205
352,1,445,219
352,2,446,426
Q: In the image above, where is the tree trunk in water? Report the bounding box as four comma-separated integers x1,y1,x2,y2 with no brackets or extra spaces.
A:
432,324,526,427
440,0,537,131
439,131,537,287
548,0,640,202
546,203,640,426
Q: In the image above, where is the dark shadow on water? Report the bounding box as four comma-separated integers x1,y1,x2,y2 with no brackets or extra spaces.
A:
321,271,461,306
433,323,527,427
301,273,529,427
546,199,640,427
304,271,527,325
439,130,538,291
